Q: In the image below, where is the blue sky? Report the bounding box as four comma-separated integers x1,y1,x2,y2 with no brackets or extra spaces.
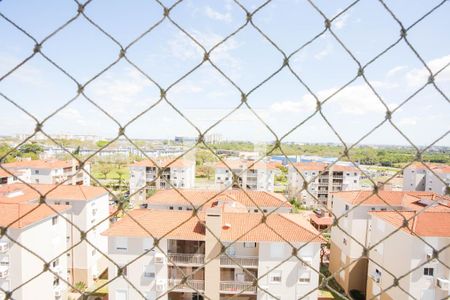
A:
0,0,449,147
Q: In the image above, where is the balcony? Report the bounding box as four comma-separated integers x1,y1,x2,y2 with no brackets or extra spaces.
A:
168,279,205,291
220,255,258,268
167,253,205,265
220,281,256,294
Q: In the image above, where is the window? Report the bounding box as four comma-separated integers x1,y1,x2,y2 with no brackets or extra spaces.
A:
343,238,347,246
344,204,349,211
143,265,155,279
52,216,58,225
65,201,70,205
244,242,256,248
34,170,39,174
298,269,311,284
53,276,59,287
270,244,284,258
178,207,183,210
354,180,357,183
169,206,174,210
269,271,282,283
52,259,59,268
115,237,128,251
424,267,434,276
54,201,61,205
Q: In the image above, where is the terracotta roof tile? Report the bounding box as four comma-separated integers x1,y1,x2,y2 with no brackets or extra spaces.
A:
147,189,291,209
129,158,194,168
291,162,359,172
0,203,70,229
102,209,324,243
369,210,450,237
215,160,277,170
2,159,73,169
0,183,108,204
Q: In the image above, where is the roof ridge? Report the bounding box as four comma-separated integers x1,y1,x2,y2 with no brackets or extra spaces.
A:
279,213,323,241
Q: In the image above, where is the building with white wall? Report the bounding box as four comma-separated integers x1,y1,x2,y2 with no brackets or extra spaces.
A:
102,207,324,300
2,159,91,186
215,159,278,192
0,183,109,288
0,203,69,300
288,162,360,207
328,190,449,296
367,210,450,300
129,158,195,205
0,168,30,185
146,189,292,214
403,162,450,195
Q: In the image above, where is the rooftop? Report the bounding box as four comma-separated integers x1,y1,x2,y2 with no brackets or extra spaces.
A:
102,209,325,243
2,159,74,169
129,158,194,168
0,183,108,204
369,210,450,237
147,188,291,209
290,161,359,172
0,203,70,229
215,159,278,170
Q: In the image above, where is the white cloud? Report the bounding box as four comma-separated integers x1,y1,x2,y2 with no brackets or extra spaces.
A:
386,65,407,78
334,13,350,30
314,43,333,60
204,6,232,23
270,99,315,113
405,54,450,87
397,117,418,127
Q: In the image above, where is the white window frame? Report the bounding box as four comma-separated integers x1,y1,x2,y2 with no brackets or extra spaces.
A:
268,270,282,284
115,237,128,251
244,242,256,248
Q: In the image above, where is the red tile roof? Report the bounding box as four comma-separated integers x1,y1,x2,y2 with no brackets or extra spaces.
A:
129,158,194,168
147,189,291,209
2,159,73,169
215,160,277,170
0,203,70,229
0,183,108,204
369,210,450,237
291,162,359,173
102,209,325,243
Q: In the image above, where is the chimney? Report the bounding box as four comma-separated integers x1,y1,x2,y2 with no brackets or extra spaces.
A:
204,207,222,300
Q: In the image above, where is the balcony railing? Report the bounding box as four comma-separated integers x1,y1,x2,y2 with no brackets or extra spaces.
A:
168,253,205,265
168,279,205,291
220,255,258,268
220,281,256,294
0,241,8,253
0,266,8,279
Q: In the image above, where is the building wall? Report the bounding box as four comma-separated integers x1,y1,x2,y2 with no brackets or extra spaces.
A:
2,215,68,300
403,167,426,191
425,170,449,195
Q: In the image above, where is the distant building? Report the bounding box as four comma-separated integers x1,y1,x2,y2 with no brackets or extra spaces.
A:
1,159,91,186
0,203,69,300
0,168,30,185
214,159,278,192
102,207,324,300
367,210,450,300
287,162,360,207
146,188,292,213
403,162,450,195
0,183,110,288
129,158,196,205
328,190,449,295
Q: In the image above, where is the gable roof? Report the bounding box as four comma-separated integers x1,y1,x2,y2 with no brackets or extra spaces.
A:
215,160,277,170
129,158,194,168
0,183,108,204
290,162,359,173
147,189,291,209
2,159,73,169
370,210,450,237
0,203,70,229
102,209,324,243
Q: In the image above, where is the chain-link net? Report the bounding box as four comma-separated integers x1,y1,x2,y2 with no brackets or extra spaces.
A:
0,0,449,300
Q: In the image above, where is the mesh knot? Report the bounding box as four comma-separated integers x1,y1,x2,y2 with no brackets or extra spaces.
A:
163,7,170,17
77,3,84,13
316,100,321,111
77,84,84,94
393,278,399,286
324,19,331,29
260,215,267,223
415,152,422,161
246,12,252,22
427,75,434,84
283,57,289,66
35,122,43,133
119,49,126,58
400,28,407,38
43,262,50,272
385,110,392,120
203,52,209,62
357,67,364,77
39,195,46,204
197,133,204,143
80,231,86,240
0,226,5,236
291,247,298,256
118,127,125,136
241,93,247,103
153,238,159,247
33,43,42,53
160,88,166,98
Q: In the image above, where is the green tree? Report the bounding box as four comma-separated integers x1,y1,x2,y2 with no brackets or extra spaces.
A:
96,140,109,148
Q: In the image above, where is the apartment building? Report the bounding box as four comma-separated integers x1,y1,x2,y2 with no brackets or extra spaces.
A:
367,210,450,300
215,160,278,192
129,158,195,205
287,162,360,208
0,203,69,300
146,189,292,213
403,162,450,194
328,190,449,295
1,159,91,186
0,168,30,185
0,183,109,288
103,206,324,300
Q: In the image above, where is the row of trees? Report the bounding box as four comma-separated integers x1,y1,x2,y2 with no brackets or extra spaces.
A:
0,143,44,162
